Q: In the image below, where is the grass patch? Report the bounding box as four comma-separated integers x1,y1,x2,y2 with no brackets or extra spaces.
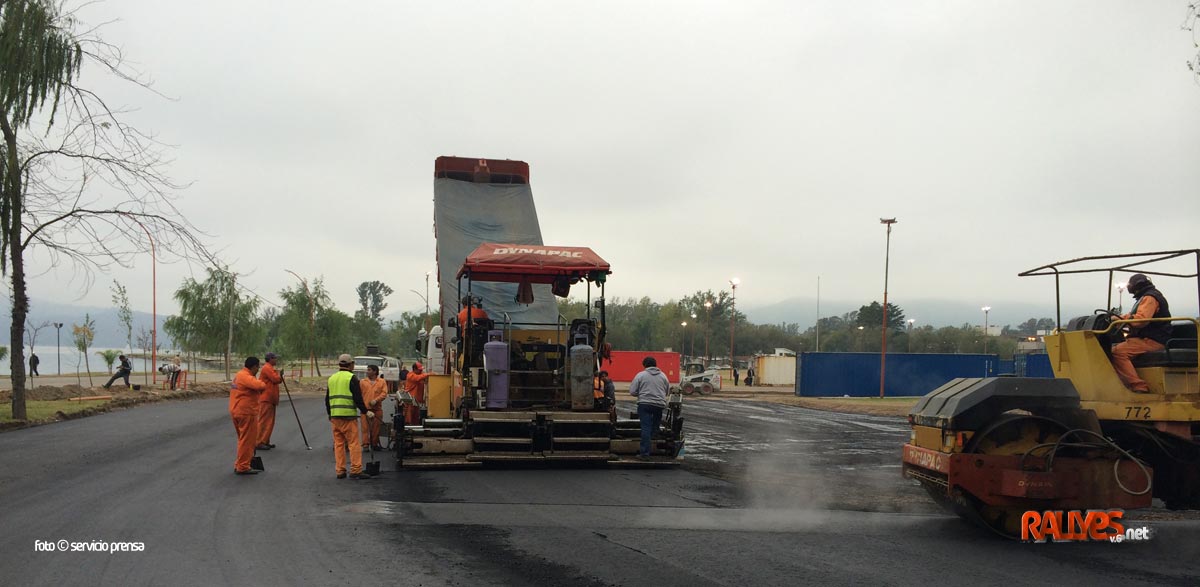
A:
2,399,110,423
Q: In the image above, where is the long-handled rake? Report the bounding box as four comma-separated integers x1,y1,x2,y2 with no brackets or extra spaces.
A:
281,377,313,450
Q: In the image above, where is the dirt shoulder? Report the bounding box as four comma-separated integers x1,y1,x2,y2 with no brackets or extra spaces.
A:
661,384,917,418
0,378,327,431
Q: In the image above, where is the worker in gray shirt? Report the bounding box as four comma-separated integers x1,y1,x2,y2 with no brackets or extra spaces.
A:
628,356,670,458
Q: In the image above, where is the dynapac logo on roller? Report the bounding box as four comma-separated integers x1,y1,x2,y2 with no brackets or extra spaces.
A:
493,247,582,258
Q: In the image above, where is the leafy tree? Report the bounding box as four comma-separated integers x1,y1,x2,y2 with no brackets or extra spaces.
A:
0,346,7,362
96,349,121,372
2,1,216,419
162,268,263,379
855,301,906,330
72,314,95,386
277,277,353,366
112,280,133,353
356,281,394,323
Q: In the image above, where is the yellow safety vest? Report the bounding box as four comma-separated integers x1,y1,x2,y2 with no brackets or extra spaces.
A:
328,370,358,418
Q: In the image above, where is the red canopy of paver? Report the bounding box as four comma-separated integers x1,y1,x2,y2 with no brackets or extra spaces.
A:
458,243,611,283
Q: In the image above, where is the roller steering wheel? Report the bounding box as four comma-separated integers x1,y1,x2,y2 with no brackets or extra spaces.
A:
1094,308,1128,339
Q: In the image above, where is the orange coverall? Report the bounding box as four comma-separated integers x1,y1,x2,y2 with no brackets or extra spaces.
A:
257,363,283,446
1111,296,1164,392
360,376,389,447
229,367,267,473
404,371,432,425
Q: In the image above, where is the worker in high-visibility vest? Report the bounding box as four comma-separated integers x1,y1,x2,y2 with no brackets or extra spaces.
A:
327,354,372,479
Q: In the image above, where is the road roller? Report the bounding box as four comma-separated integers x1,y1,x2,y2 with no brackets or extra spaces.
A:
903,250,1200,537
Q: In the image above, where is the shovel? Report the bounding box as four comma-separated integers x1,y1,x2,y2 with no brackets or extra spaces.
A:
365,416,381,476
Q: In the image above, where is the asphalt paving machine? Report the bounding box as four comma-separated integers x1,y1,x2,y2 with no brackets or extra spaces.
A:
903,250,1200,537
393,157,684,467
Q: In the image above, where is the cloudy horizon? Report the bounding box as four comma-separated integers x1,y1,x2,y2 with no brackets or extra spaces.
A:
11,1,1200,330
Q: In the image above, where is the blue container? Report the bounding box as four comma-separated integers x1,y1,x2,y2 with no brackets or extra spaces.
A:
795,352,1002,397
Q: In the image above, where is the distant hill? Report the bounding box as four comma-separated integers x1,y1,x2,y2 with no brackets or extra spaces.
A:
1,300,170,350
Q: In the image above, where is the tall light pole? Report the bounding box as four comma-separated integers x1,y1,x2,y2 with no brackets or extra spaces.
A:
703,300,713,365
53,322,63,374
122,213,157,384
858,325,865,351
680,321,687,356
729,277,740,368
425,271,432,331
879,217,897,398
982,306,991,353
906,319,915,353
1115,283,1126,314
690,313,697,357
815,275,821,352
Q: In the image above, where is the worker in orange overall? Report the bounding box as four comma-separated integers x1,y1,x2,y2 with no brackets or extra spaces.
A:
360,364,389,450
404,361,432,425
256,352,283,450
1111,273,1172,393
230,356,267,475
327,354,372,479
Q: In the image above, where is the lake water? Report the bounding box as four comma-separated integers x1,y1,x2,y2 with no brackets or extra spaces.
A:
1,346,190,377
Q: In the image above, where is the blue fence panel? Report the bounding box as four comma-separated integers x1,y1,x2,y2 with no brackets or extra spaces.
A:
1024,353,1054,378
997,359,1016,375
796,352,1000,397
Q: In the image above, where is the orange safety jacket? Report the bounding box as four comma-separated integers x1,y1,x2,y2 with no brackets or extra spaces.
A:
593,375,604,399
406,371,432,402
361,376,389,411
230,368,267,416
259,363,282,405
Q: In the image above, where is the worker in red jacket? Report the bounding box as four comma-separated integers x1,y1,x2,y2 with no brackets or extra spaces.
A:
230,357,267,475
404,362,432,425
256,352,283,450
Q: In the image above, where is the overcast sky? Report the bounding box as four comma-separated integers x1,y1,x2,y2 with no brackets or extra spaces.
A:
19,1,1200,327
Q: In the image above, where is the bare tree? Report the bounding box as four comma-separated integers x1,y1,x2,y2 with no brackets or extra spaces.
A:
2,3,219,419
24,319,49,351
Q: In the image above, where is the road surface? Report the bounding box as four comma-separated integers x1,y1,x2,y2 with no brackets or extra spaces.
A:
0,395,1196,586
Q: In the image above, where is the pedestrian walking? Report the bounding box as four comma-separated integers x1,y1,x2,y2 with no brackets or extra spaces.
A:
230,357,267,475
103,355,133,389
29,353,39,377
360,364,388,450
746,365,756,387
256,352,283,450
327,354,372,479
733,367,740,386
628,356,670,458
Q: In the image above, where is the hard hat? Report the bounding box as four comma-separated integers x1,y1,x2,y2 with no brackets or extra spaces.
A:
337,353,353,365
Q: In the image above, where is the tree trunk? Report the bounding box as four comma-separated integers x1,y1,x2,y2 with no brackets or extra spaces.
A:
84,352,93,387
2,115,29,420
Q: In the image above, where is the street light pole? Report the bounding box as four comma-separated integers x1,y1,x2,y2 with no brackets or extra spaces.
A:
907,319,915,353
816,275,821,352
680,321,687,356
982,306,991,353
858,326,865,351
879,218,897,398
53,322,63,375
1115,283,1126,314
122,213,157,384
427,271,436,331
729,278,740,369
690,313,697,357
704,300,713,365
